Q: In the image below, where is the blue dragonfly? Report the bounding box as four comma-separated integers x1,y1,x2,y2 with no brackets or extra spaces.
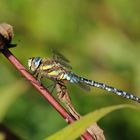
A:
28,50,140,103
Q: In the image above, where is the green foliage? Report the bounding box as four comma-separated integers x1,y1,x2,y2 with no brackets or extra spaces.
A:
0,0,140,140
0,81,28,122
46,104,137,140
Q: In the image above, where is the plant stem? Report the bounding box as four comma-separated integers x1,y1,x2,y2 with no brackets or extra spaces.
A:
1,48,95,140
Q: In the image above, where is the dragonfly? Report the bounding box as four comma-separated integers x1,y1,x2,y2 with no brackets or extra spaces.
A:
28,50,140,103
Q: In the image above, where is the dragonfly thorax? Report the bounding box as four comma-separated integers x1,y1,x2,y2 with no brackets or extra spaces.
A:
28,57,42,72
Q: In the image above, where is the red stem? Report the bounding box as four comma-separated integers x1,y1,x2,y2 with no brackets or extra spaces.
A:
1,49,94,140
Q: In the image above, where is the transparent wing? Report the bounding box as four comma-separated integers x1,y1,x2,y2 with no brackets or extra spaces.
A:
76,82,91,92
52,49,70,62
52,49,72,69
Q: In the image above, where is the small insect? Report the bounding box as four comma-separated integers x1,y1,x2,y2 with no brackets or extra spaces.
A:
28,50,140,103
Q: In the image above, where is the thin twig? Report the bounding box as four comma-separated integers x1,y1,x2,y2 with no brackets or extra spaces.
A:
1,48,94,140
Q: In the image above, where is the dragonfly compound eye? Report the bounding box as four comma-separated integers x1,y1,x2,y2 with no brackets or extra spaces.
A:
28,57,41,72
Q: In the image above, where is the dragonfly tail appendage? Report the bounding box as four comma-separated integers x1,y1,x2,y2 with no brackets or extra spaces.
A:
79,76,140,103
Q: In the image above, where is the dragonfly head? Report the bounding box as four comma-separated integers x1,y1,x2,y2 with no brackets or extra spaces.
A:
28,57,42,72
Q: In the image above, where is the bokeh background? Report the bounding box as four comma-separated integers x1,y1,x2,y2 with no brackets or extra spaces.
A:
0,0,140,140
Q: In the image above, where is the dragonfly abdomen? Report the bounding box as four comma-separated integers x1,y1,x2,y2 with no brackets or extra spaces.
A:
79,76,140,103
60,72,140,103
63,72,80,83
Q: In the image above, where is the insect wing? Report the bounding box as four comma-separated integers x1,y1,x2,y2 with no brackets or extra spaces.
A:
52,49,70,62
76,81,91,92
52,49,72,69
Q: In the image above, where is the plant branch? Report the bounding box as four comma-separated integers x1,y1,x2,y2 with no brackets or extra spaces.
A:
1,48,95,140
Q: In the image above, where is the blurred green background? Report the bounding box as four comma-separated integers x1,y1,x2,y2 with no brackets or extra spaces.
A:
0,0,140,140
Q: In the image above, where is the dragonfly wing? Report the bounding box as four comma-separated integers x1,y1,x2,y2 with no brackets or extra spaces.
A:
76,81,91,92
52,49,72,69
52,49,70,62
57,60,72,69
66,72,90,92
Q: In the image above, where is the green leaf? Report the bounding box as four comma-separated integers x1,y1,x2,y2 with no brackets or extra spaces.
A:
46,104,138,140
0,80,28,122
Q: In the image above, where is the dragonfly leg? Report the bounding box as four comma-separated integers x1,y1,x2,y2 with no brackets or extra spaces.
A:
45,80,58,94
35,73,42,83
